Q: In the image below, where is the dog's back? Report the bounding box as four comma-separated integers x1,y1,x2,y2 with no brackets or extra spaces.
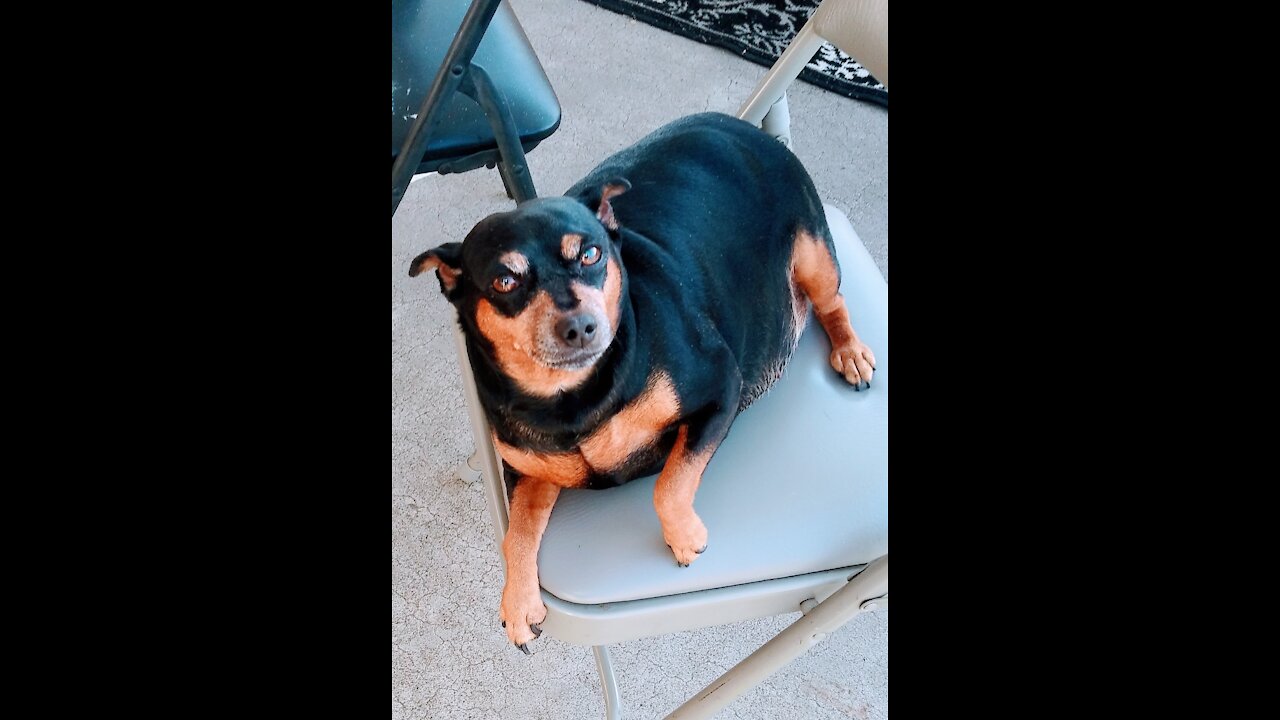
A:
566,112,835,408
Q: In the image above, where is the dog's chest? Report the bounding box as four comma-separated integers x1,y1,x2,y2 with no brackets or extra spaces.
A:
494,370,681,487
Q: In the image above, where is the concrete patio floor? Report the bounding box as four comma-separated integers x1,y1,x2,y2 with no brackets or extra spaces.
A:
392,0,888,717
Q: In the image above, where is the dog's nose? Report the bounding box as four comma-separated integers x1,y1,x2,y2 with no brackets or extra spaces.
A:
555,313,598,348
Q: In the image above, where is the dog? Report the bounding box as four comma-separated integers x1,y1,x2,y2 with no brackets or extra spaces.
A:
409,112,875,653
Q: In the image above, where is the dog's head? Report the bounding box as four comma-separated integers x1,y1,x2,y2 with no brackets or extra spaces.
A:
410,180,631,397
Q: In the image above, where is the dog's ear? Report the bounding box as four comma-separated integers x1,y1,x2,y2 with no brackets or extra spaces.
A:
409,242,464,298
580,177,631,231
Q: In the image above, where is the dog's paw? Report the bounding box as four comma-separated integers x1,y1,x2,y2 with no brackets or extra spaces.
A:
830,341,876,390
662,512,709,567
499,581,547,653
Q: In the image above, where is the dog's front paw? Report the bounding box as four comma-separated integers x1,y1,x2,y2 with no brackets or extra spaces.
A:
662,511,709,567
830,341,876,390
500,581,547,654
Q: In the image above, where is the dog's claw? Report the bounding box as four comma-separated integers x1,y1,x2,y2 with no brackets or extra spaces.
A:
517,643,530,655
696,544,707,554
501,621,506,628
530,623,542,638
678,562,689,568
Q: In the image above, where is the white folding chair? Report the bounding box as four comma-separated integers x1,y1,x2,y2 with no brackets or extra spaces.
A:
739,0,888,149
445,1,888,716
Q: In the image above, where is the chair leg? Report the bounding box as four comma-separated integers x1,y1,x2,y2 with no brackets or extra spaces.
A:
736,18,825,126
459,63,538,204
760,93,792,149
664,555,888,720
593,645,623,720
456,451,483,484
497,160,519,201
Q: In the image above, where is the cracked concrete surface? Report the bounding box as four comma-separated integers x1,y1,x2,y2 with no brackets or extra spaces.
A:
392,0,887,717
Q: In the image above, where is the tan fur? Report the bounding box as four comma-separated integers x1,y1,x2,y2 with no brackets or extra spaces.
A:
601,257,622,333
580,371,680,471
560,233,583,261
410,254,460,292
473,258,624,397
597,183,628,230
492,369,679,482
653,425,712,566
790,230,876,385
475,293,596,396
500,478,560,647
500,251,529,276
492,435,589,488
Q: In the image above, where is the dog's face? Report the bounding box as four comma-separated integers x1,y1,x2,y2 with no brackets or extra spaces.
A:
410,181,631,396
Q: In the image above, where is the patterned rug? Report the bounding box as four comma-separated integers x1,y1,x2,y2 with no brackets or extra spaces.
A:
579,0,887,107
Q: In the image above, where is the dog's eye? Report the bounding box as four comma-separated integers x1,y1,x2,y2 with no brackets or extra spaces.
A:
580,246,602,266
492,275,520,293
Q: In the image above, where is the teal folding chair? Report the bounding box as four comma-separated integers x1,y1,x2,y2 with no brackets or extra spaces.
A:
391,0,560,214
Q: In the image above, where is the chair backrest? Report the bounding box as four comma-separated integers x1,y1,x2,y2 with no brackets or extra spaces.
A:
813,0,888,88
391,0,560,175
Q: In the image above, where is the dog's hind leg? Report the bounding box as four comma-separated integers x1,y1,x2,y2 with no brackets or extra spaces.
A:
791,228,877,388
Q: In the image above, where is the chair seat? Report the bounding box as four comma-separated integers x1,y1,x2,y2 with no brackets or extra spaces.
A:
538,205,888,605
391,0,561,172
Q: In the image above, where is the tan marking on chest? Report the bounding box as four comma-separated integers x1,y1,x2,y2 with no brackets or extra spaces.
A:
492,435,589,488
580,371,681,472
492,369,680,484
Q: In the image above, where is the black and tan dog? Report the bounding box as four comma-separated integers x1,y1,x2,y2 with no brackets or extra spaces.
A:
410,112,875,652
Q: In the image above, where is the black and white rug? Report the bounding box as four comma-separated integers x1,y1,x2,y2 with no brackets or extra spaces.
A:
579,0,887,107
